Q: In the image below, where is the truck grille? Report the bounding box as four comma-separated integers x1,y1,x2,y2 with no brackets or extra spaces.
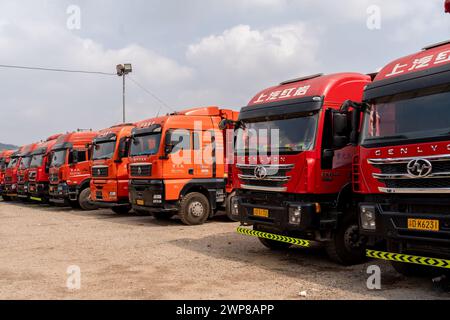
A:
49,173,59,183
236,163,294,192
369,154,450,193
130,164,152,177
5,176,12,183
92,166,108,178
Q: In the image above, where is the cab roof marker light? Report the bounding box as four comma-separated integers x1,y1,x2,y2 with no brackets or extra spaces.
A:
280,73,323,85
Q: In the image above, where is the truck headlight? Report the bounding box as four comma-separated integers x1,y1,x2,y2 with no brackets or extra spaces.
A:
360,205,376,230
289,206,302,225
12,184,16,190
231,197,239,216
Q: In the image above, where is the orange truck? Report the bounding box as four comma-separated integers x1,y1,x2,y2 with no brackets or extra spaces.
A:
48,130,98,210
90,123,135,214
128,106,239,225
27,134,62,203
0,149,16,200
17,142,39,200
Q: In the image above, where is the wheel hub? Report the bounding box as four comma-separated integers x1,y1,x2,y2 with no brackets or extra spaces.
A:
344,224,365,250
189,201,204,217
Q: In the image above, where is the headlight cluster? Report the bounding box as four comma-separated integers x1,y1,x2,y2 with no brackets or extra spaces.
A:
231,197,239,216
289,206,302,225
360,205,376,230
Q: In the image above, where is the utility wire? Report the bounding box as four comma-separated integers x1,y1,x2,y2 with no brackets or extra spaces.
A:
128,76,174,116
0,64,115,76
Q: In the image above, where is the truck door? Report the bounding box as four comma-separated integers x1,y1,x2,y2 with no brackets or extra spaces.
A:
163,129,193,179
193,130,214,178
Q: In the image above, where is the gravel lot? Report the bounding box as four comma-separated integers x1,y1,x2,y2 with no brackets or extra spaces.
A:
0,199,448,300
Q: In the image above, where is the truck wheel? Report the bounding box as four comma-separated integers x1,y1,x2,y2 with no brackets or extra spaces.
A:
153,212,175,220
178,192,210,225
387,240,429,277
112,206,131,215
326,216,367,265
255,225,292,250
78,188,97,211
1,195,12,202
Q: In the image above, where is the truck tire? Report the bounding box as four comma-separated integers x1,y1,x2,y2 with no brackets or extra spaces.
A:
78,188,97,211
153,212,175,220
326,215,367,265
112,206,131,215
1,195,12,202
387,240,429,277
178,192,210,225
255,225,292,250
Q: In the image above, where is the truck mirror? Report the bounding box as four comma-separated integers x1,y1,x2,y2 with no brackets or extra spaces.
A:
218,119,228,130
332,112,348,135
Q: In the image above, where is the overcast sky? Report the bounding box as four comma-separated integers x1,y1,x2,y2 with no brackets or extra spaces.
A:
0,0,449,145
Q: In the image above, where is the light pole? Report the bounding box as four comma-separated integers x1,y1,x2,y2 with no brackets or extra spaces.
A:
116,64,133,123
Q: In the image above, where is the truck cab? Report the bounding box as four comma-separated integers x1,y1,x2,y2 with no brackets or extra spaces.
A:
355,40,450,275
27,134,62,203
232,73,371,265
128,106,239,225
4,145,32,200
0,150,15,200
90,123,135,214
17,142,39,200
48,130,98,210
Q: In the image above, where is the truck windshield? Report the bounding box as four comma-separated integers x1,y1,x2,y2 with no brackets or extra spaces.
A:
130,133,162,156
51,149,67,167
93,141,116,160
30,154,45,168
19,156,32,169
7,157,19,169
361,85,450,146
236,113,319,155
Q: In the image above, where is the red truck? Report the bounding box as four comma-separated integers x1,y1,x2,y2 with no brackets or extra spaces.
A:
3,144,36,200
17,142,39,200
352,40,450,275
128,106,238,225
48,130,98,210
90,123,135,214
231,73,371,265
27,134,62,203
0,150,15,200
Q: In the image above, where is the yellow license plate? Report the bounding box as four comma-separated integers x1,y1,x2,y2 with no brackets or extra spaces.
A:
408,218,439,232
253,208,269,218
136,199,144,206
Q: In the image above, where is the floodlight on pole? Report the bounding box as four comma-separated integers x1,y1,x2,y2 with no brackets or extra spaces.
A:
116,63,132,123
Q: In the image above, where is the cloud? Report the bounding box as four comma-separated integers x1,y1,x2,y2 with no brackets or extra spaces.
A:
186,23,322,105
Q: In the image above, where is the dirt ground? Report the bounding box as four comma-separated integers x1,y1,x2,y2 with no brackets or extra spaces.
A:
0,199,448,300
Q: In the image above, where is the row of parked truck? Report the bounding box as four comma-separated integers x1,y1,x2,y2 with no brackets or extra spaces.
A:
1,40,450,277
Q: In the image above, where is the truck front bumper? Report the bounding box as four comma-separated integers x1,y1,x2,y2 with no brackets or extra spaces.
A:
17,182,29,199
49,183,78,204
91,179,130,208
28,182,50,202
359,201,450,258
233,190,328,235
4,183,17,197
129,179,177,212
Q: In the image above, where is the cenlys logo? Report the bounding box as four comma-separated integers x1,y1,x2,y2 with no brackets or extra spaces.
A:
374,144,450,157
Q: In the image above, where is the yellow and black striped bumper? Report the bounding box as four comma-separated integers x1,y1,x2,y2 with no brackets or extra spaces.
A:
237,226,310,248
367,249,450,269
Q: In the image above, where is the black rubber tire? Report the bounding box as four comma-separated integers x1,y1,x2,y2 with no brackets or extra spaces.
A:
152,212,175,220
326,215,367,265
387,240,430,277
78,188,97,211
111,206,131,215
1,195,12,202
225,191,237,221
178,192,210,225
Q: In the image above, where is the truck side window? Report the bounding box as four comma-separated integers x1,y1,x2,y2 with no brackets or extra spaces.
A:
169,130,191,153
